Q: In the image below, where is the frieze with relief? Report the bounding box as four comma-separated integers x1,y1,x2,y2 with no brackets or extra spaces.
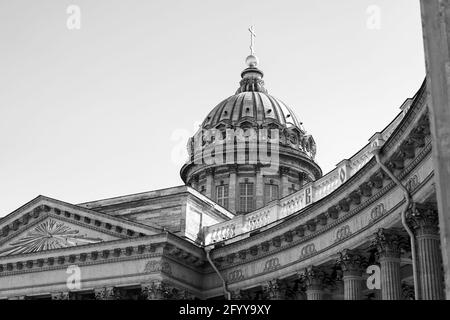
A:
299,243,316,259
263,257,281,273
227,269,245,283
405,174,420,192
144,260,172,275
335,225,352,242
369,203,386,224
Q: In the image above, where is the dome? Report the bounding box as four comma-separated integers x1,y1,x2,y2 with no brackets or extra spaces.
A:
181,55,322,215
202,91,304,131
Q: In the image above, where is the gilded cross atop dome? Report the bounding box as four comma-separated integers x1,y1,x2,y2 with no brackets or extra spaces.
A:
246,26,259,68
249,26,256,56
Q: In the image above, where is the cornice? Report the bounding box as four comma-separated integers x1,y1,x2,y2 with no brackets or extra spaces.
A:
0,232,206,277
201,171,434,295
207,88,429,253
0,197,164,241
211,140,432,261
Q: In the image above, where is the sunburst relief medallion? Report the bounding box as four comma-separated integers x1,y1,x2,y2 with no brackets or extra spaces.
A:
0,219,103,256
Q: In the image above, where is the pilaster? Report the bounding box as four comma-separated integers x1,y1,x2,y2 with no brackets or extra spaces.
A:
205,168,215,200
228,165,238,212
280,167,290,198
255,165,264,209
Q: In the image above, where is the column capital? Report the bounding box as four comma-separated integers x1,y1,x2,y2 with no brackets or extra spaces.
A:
51,292,70,300
262,279,284,300
336,249,368,276
94,287,120,300
406,202,440,236
231,289,243,300
371,228,409,259
298,266,327,290
177,289,196,300
141,281,182,300
141,281,168,300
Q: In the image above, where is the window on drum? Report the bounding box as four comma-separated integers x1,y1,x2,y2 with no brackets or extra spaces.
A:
216,185,229,209
239,182,255,213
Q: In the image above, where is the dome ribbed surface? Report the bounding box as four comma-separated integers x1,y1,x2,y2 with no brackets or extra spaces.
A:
202,92,302,130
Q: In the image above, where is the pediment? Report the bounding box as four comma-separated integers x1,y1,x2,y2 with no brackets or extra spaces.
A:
0,196,164,257
0,216,111,257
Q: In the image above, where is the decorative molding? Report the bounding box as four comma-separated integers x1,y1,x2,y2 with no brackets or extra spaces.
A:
227,269,244,283
335,225,352,243
299,243,316,259
263,257,281,272
369,203,386,224
370,228,409,259
143,260,172,275
211,141,432,265
406,202,440,236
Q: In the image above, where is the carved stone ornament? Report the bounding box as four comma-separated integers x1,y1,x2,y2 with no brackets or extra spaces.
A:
262,279,283,300
298,266,326,290
336,249,368,275
406,202,440,236
94,287,122,300
143,260,172,275
0,219,103,257
370,228,409,259
51,292,70,300
141,281,186,300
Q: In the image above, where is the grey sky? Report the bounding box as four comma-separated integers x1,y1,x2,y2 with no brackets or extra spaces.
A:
0,0,425,217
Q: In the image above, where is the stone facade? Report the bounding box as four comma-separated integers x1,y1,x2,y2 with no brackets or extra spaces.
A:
0,55,446,300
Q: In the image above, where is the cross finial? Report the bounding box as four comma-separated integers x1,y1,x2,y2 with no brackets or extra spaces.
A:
249,26,256,55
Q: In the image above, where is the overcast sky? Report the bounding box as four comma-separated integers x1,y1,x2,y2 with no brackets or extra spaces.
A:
0,0,425,217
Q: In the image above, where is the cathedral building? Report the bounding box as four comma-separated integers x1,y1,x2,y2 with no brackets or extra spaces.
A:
0,48,444,300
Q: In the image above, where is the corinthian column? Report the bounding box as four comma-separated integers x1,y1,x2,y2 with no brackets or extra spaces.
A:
299,266,326,300
336,249,367,300
407,203,445,300
372,228,408,300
